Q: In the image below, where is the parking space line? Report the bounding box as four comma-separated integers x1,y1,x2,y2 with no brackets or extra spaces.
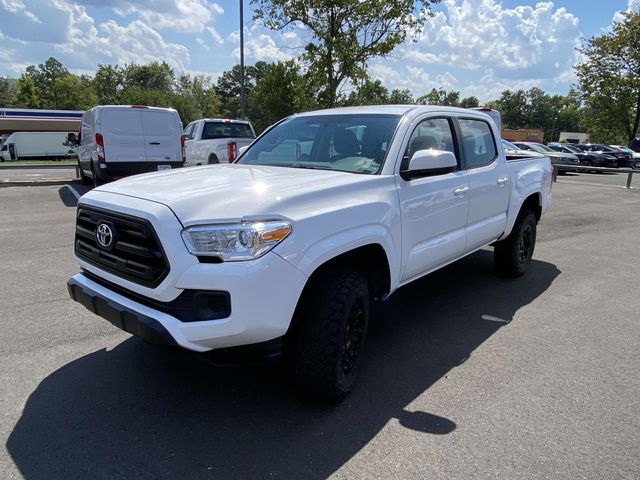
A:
66,184,82,200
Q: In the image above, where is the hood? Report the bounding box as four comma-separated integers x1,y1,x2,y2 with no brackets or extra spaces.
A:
94,164,381,226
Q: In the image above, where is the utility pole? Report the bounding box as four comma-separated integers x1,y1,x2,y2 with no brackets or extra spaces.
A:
239,0,245,119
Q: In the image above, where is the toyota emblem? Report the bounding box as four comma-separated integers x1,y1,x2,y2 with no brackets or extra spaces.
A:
96,223,113,248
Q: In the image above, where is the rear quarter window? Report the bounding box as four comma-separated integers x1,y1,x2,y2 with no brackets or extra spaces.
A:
458,118,497,168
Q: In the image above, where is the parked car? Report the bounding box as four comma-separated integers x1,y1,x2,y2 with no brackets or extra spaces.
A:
610,145,640,169
183,118,256,166
512,141,579,171
501,139,545,160
67,105,552,401
0,131,76,162
547,143,618,169
575,144,634,168
71,105,185,187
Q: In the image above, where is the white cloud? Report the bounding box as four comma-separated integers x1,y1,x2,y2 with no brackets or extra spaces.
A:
206,26,223,45
613,0,640,23
0,0,191,73
84,0,224,33
0,0,40,22
228,25,304,63
406,0,580,77
196,37,210,51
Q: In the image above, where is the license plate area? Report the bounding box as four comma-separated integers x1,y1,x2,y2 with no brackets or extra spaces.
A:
157,165,171,171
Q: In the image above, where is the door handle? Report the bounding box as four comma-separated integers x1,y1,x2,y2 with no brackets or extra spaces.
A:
149,142,160,145
453,186,469,195
497,176,509,185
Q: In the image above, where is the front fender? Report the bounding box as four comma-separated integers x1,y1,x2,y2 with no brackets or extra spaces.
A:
274,212,402,293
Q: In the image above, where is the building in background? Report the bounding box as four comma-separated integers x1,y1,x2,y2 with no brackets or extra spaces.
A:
558,131,591,144
501,128,544,143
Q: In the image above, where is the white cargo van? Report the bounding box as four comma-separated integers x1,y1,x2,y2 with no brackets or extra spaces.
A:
74,105,185,186
0,132,76,162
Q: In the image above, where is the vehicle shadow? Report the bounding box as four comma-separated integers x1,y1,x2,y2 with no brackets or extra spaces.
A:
7,251,560,479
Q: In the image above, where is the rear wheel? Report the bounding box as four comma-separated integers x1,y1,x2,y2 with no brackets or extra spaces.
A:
207,154,219,164
293,269,369,402
494,210,537,277
91,163,102,188
78,161,91,185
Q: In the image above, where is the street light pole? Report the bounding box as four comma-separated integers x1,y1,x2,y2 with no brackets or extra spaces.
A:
239,0,245,119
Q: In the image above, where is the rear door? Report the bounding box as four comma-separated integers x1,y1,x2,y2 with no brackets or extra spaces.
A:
141,109,181,163
458,116,510,251
101,108,145,163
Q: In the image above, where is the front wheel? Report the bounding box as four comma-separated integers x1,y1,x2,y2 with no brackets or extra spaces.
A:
293,269,370,402
494,210,537,277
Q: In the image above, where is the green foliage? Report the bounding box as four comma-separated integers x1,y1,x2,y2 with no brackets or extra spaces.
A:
576,10,640,143
459,96,480,108
417,88,460,106
23,57,70,109
55,75,98,110
13,75,41,108
249,61,316,133
0,77,13,107
93,65,124,105
388,89,414,104
253,0,439,108
346,79,390,106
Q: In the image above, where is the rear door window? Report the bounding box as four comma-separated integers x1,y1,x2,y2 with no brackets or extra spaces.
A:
103,109,143,136
458,119,497,168
142,111,179,137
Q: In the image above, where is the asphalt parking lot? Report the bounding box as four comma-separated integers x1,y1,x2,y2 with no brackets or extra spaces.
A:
0,179,639,479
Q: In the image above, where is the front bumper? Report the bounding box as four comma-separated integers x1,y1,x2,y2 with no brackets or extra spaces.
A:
68,250,308,352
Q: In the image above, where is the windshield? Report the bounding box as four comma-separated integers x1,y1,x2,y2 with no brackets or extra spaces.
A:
527,143,553,153
562,145,581,153
501,140,519,150
202,121,255,140
237,114,402,175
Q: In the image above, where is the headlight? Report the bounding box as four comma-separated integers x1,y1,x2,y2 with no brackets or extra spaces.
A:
181,220,292,261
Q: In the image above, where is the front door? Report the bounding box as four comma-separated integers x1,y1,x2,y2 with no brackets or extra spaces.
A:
396,116,470,283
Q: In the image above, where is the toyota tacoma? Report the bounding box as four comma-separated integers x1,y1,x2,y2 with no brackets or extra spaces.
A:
68,106,552,401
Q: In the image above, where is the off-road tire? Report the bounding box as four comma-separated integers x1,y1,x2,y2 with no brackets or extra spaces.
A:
294,269,369,402
494,209,537,277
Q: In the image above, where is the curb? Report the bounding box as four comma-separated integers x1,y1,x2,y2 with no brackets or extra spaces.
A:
0,178,78,187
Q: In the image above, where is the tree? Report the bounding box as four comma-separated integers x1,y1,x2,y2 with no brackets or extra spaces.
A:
55,74,98,110
576,10,640,143
12,75,41,108
24,57,70,108
253,0,439,108
123,62,174,92
345,79,389,106
459,96,480,108
417,88,460,106
93,65,124,105
388,88,413,104
0,77,12,107
215,62,268,118
249,61,315,132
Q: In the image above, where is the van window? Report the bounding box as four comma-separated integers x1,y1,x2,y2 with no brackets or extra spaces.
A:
142,111,179,136
103,110,143,136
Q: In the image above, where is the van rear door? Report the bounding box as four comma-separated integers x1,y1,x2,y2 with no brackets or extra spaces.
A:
141,110,181,164
100,108,145,163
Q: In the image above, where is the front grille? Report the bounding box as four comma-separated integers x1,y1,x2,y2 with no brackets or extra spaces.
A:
75,207,169,288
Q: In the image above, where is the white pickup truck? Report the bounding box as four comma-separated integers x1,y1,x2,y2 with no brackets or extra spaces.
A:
68,106,552,401
183,118,256,166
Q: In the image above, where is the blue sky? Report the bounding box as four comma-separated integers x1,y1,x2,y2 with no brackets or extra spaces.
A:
0,0,637,101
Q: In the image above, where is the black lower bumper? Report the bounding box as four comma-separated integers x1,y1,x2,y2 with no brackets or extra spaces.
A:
98,161,184,180
67,276,177,347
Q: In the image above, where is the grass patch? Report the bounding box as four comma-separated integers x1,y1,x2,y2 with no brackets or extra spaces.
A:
0,160,76,167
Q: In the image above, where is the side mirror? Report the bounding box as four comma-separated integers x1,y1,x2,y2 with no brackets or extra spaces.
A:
238,145,249,156
401,149,457,180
